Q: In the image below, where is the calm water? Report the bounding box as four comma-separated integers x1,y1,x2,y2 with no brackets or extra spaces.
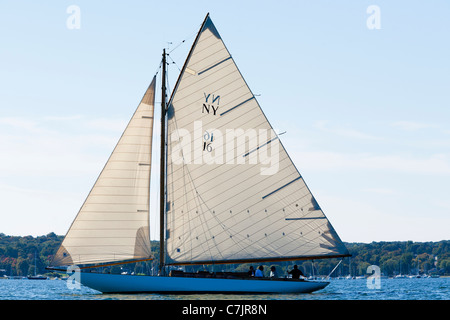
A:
0,277,448,300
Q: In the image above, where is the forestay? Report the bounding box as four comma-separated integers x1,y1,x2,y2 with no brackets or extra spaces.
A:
165,15,349,265
51,77,156,266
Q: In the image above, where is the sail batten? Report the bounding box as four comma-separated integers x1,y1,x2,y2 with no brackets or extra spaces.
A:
51,76,156,267
220,96,255,116
165,15,349,265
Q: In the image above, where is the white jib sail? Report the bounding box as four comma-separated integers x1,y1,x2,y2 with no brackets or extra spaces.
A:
165,15,349,265
52,77,156,266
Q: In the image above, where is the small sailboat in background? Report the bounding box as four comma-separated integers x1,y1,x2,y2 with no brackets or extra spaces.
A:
28,251,48,280
48,13,350,294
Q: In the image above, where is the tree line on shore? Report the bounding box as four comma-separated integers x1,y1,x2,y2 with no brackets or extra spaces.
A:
0,233,448,277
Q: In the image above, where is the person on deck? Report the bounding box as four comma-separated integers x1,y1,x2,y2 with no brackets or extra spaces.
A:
270,266,278,278
288,265,304,279
255,265,264,277
248,266,255,277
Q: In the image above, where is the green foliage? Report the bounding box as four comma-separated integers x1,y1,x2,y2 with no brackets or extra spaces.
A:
331,241,449,277
0,233,64,276
0,233,448,277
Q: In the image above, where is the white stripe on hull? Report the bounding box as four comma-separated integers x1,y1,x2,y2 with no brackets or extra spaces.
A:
79,273,329,294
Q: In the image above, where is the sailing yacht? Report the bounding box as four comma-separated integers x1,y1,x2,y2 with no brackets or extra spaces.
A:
48,13,350,294
28,251,48,280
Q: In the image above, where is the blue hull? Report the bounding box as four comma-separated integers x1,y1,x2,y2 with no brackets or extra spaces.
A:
79,272,329,294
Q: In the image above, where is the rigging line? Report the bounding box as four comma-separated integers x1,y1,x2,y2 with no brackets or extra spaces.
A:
169,166,303,225
181,160,216,262
168,26,201,54
212,192,320,243
165,57,172,103
167,117,195,259
169,116,247,261
169,113,216,262
180,156,226,235
193,180,219,261
182,161,195,261
188,181,249,262
168,40,184,54
166,113,193,259
167,54,181,72
326,259,343,279
153,60,163,79
174,127,213,259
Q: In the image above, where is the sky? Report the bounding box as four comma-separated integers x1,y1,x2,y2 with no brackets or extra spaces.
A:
0,1,449,243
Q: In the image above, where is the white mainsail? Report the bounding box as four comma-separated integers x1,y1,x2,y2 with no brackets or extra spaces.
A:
52,77,156,266
165,15,349,265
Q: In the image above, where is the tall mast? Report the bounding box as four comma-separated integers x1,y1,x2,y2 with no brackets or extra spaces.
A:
159,49,167,275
